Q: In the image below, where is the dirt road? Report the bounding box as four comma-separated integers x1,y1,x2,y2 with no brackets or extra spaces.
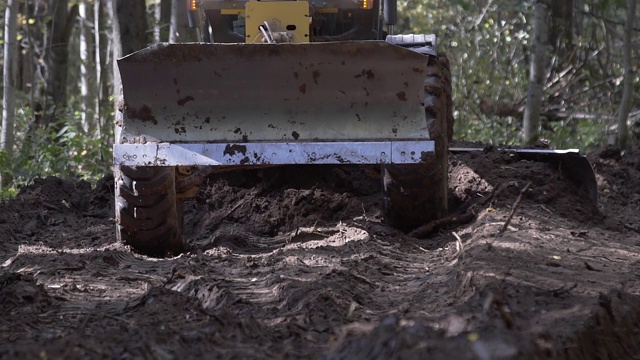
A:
1,145,639,359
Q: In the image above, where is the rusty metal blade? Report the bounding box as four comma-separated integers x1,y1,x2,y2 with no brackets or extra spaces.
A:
117,41,430,144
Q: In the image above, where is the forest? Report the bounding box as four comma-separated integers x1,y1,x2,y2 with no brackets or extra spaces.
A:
0,0,638,191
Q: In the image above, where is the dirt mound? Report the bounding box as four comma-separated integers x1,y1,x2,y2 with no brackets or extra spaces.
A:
16,176,93,213
588,144,640,230
449,148,602,223
185,165,383,247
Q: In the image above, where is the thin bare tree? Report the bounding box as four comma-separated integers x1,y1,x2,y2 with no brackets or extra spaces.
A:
154,0,173,43
38,0,78,130
1,0,19,188
616,0,637,149
79,0,97,134
523,0,550,144
95,0,111,139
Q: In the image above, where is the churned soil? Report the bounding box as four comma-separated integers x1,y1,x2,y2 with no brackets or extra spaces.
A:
1,144,640,359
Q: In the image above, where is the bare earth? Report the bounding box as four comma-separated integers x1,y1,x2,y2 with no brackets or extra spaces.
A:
1,145,640,359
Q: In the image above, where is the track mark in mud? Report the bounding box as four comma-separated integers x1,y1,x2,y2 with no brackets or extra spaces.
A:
1,145,640,358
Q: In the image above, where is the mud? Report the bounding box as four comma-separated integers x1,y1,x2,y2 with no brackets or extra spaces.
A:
1,145,640,359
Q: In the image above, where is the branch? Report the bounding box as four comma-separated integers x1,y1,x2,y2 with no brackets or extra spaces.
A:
479,98,616,122
579,9,640,33
498,182,531,236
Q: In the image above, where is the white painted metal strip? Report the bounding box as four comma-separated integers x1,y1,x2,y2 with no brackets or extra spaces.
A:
114,141,435,166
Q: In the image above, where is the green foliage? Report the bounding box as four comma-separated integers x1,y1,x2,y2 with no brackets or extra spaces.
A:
396,0,634,151
546,119,608,150
2,103,112,193
398,0,532,145
451,0,471,11
596,0,628,12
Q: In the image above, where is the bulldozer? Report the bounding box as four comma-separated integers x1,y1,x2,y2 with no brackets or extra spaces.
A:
114,0,597,257
113,0,454,256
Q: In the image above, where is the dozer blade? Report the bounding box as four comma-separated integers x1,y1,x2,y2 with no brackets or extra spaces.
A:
117,42,431,144
450,147,598,204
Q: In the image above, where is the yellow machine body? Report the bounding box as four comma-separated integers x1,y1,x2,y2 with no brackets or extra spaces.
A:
245,1,310,43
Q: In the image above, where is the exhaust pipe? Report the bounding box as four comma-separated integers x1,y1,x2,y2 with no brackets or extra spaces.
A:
384,0,397,26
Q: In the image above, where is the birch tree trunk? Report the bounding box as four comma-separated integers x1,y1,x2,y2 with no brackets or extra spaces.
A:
616,0,637,149
154,0,162,43
153,0,173,43
79,0,97,134
95,0,110,139
94,0,103,137
1,0,19,188
523,0,550,144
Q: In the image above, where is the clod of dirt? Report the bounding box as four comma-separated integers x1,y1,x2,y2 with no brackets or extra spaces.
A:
543,290,640,359
0,273,57,315
328,315,522,359
597,144,622,161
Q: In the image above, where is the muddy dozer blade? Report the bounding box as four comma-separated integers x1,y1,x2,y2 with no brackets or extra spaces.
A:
117,42,431,144
450,147,598,204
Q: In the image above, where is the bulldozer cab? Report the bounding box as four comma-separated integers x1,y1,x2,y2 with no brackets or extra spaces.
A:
188,0,388,43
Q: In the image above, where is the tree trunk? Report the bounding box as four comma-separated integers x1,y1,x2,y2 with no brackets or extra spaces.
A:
109,0,120,127
95,0,110,139
154,0,162,43
112,0,148,137
79,0,97,134
616,0,637,149
170,0,196,43
523,1,550,145
1,0,19,188
113,0,148,59
550,0,573,58
160,0,172,42
43,0,77,128
154,0,172,43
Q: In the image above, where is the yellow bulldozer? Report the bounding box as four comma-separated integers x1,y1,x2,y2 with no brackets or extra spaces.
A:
113,0,453,256
114,0,596,257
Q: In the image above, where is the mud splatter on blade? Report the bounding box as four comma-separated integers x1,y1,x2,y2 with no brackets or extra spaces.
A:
117,41,430,144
